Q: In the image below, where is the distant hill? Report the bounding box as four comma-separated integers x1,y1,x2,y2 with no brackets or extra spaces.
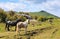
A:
29,10,59,18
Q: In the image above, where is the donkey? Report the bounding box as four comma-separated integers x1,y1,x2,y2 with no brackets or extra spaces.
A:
16,19,30,34
5,19,22,31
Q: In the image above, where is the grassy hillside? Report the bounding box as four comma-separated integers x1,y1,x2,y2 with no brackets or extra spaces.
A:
29,10,59,18
0,18,60,39
0,10,60,39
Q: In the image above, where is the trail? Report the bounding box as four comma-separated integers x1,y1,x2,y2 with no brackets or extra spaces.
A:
0,26,58,39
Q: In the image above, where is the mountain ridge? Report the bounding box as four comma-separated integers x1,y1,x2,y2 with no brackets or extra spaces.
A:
29,10,59,18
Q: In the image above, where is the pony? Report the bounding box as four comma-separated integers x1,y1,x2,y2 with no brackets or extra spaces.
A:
16,19,30,34
5,19,22,31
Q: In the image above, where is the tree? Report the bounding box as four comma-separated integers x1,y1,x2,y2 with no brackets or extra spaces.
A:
19,12,24,14
25,12,29,15
38,16,48,22
0,8,7,22
8,10,15,16
34,16,38,20
20,16,26,22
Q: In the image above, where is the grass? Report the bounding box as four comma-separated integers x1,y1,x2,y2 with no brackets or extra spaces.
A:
29,11,58,18
0,18,60,39
0,23,6,32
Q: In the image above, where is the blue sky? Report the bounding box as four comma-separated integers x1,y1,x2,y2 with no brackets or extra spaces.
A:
0,0,60,17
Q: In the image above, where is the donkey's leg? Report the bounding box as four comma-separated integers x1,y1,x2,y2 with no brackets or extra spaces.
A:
5,23,7,30
15,26,17,31
7,25,10,31
18,28,20,35
16,25,19,35
16,28,20,36
16,27,18,34
25,27,27,34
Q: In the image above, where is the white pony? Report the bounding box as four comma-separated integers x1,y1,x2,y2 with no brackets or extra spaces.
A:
16,19,30,34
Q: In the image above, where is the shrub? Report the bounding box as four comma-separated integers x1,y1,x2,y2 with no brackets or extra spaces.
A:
20,16,26,22
0,8,7,22
38,16,48,22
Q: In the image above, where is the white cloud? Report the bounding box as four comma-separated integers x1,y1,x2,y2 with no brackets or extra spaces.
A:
41,0,60,17
0,2,27,11
0,0,60,17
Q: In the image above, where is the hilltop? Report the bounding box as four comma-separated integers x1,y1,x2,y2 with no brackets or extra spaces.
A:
29,10,59,18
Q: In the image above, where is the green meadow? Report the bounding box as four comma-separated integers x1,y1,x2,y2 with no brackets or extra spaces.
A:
0,9,60,39
0,18,60,39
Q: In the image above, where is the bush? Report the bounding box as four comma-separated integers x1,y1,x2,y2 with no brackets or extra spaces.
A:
6,12,17,21
34,16,38,20
8,10,15,16
38,16,48,22
20,16,26,22
0,10,7,22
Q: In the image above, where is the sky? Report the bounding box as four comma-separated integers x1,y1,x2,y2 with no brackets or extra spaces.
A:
0,0,60,17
